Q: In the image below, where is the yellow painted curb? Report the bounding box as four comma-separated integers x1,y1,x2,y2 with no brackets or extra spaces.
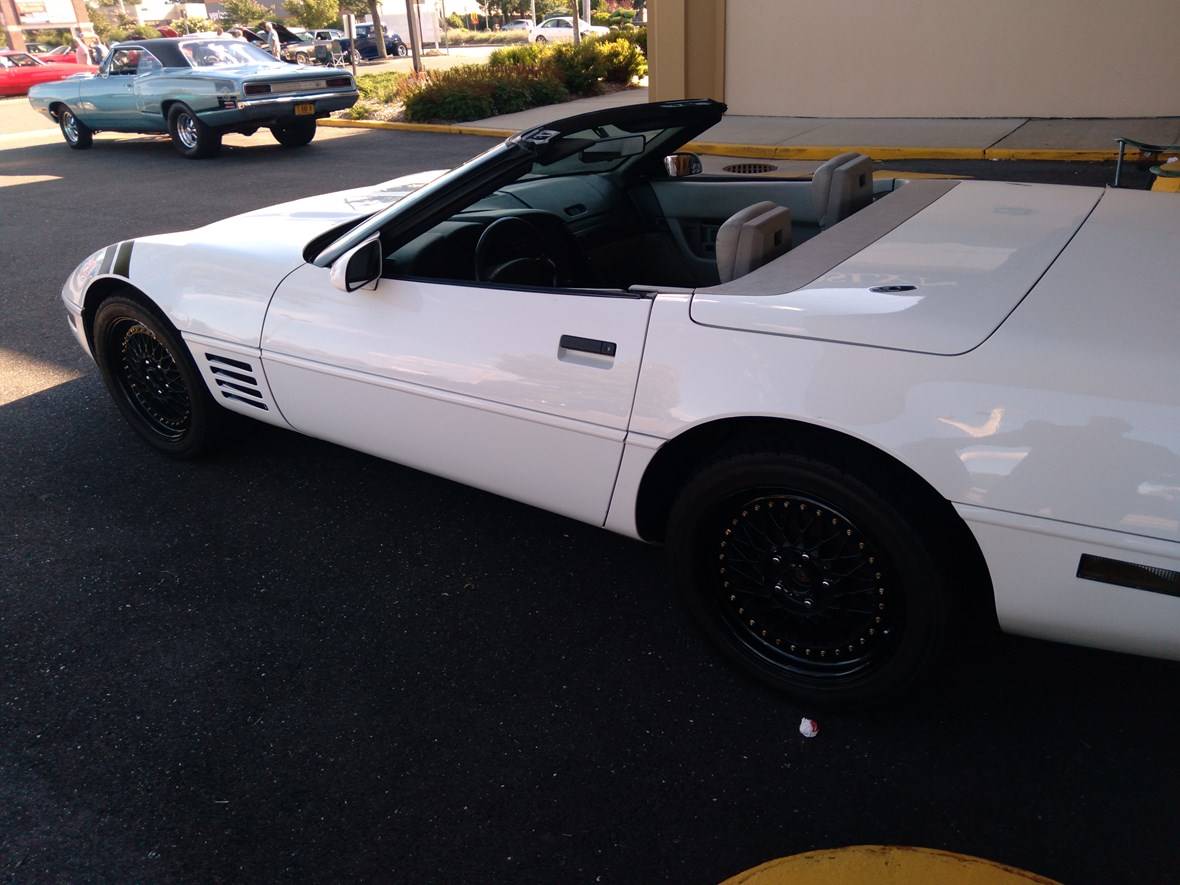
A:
722,846,1060,885
318,118,1140,162
319,118,513,138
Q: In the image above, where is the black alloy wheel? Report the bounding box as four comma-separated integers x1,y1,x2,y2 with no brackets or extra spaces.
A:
59,106,93,149
93,295,221,458
668,450,950,707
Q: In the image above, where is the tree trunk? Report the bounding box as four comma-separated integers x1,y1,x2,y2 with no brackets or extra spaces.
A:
570,0,580,44
368,0,388,58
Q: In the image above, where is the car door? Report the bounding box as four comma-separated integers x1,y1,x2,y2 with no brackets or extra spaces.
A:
75,46,139,128
260,269,652,526
540,19,572,42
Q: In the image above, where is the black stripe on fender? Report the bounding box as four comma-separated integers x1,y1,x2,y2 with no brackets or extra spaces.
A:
1077,554,1180,598
98,245,115,275
112,240,134,277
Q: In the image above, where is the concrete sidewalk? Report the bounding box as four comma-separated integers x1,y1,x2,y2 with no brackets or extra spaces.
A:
465,87,1180,161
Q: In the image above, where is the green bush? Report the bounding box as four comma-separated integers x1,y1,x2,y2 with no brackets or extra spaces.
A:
446,12,464,29
615,25,647,55
442,28,528,46
487,43,545,68
403,64,568,122
547,40,605,96
356,71,416,103
594,37,647,84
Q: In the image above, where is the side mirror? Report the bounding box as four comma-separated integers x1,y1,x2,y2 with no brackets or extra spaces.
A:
664,152,703,178
330,234,382,292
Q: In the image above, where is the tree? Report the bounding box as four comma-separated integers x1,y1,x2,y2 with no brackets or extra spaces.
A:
367,0,387,57
284,0,340,29
220,0,269,26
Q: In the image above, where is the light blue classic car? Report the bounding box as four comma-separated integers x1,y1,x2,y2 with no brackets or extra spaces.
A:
27,37,358,158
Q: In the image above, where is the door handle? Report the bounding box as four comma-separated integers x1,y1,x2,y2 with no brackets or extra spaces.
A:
559,334,616,357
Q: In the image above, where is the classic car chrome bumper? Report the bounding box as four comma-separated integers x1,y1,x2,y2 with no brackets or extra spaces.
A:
199,89,359,127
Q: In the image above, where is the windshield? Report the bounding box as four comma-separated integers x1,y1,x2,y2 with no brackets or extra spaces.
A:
178,39,277,67
0,53,41,68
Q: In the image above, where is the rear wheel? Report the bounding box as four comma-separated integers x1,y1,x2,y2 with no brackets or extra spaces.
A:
270,118,317,148
395,43,408,56
167,103,221,159
59,106,93,149
667,450,952,707
295,51,310,64
535,35,547,43
92,295,221,458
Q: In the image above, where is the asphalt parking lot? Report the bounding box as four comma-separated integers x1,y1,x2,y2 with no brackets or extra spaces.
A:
1,126,1175,883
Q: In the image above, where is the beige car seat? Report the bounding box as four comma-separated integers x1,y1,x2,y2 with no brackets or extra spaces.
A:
811,152,873,228
715,201,793,283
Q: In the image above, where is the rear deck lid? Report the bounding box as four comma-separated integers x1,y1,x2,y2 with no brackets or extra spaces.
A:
690,180,1102,355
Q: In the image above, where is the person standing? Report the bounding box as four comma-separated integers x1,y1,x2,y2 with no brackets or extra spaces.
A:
72,29,90,65
264,21,282,57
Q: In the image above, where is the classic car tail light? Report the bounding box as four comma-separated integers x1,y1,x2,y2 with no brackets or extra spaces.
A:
243,83,271,95
326,76,351,87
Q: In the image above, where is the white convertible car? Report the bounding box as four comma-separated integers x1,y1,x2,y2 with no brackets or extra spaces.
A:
62,100,1179,705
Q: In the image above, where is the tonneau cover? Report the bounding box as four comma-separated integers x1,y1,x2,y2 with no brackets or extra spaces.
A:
691,180,1102,355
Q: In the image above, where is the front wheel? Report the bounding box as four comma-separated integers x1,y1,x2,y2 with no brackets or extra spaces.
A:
395,43,408,56
167,103,221,159
92,295,222,458
667,450,951,707
59,106,93,149
295,51,310,64
534,35,547,43
270,118,317,148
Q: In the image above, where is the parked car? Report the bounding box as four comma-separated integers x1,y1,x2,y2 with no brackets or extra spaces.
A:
531,16,610,42
27,37,357,157
340,22,408,59
0,50,96,96
57,99,1180,706
503,18,534,31
30,44,87,64
306,28,346,42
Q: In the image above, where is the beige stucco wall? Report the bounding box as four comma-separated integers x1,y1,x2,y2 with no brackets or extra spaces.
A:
723,0,1180,117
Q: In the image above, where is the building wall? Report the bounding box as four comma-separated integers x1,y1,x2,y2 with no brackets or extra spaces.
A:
651,0,1180,118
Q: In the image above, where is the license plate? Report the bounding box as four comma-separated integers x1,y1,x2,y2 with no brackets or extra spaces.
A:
294,102,315,116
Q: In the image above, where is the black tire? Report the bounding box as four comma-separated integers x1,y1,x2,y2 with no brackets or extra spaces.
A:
535,35,547,44
295,51,309,64
167,103,222,159
92,294,221,459
667,450,951,707
395,43,408,57
270,118,317,148
59,106,93,149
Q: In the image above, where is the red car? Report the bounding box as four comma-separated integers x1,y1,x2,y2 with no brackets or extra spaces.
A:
0,50,97,96
31,45,88,64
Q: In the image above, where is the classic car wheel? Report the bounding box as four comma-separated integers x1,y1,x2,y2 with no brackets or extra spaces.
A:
167,104,222,159
92,295,221,458
668,450,950,707
295,51,310,64
59,107,93,150
396,43,408,56
271,118,317,148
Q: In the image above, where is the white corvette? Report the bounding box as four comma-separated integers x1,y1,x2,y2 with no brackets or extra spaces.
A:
62,100,1179,705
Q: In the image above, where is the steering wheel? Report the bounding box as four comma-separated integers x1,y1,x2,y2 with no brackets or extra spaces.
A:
474,216,559,286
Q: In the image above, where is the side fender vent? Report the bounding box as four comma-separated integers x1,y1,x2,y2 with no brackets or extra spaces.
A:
205,353,269,411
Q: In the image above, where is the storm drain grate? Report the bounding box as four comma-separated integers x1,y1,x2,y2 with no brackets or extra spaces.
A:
722,162,779,174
